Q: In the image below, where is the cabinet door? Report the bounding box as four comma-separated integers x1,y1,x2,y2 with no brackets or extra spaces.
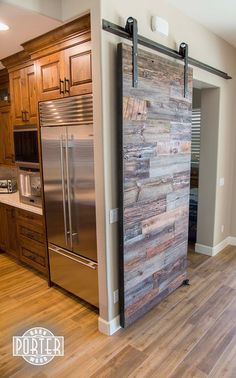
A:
36,52,64,101
0,106,14,165
0,81,10,108
0,204,6,251
6,206,18,258
10,69,25,125
64,41,92,96
24,64,37,124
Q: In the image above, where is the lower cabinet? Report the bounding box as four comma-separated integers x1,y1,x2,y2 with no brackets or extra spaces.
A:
17,209,48,275
5,206,18,258
0,204,7,251
0,204,18,257
0,203,48,275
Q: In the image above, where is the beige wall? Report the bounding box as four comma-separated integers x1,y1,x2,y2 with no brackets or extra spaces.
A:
197,88,220,246
192,88,201,109
100,0,236,319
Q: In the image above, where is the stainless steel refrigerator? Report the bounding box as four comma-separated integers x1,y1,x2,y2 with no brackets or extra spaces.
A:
39,94,98,307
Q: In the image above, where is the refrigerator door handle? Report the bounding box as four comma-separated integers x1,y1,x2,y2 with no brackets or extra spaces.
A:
65,134,73,248
60,136,68,246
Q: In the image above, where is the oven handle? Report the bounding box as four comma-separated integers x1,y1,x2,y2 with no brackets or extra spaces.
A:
60,136,68,246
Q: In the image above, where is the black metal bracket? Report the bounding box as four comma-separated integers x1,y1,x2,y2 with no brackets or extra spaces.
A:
125,17,138,88
179,42,189,98
102,19,232,81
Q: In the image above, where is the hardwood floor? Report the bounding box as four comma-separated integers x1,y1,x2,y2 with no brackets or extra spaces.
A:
1,246,236,378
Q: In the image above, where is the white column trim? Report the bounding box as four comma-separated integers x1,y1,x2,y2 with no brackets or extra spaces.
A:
98,315,121,336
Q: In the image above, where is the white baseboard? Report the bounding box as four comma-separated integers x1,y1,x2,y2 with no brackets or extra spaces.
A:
228,236,236,246
98,315,121,336
195,236,236,257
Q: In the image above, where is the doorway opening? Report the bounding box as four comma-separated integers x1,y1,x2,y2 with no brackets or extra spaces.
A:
188,82,220,263
188,88,201,251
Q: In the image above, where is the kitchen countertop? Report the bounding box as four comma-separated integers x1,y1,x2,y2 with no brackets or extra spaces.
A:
0,191,43,215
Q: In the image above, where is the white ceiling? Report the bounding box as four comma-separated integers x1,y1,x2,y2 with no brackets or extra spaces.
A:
0,2,62,68
167,0,236,48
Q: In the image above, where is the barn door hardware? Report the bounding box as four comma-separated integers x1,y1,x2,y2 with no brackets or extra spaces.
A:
102,19,232,80
125,17,138,88
179,42,189,98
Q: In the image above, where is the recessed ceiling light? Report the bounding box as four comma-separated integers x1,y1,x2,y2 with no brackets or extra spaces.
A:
0,22,9,31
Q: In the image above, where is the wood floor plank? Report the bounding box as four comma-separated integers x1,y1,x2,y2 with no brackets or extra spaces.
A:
1,248,236,377
90,345,147,378
170,298,236,377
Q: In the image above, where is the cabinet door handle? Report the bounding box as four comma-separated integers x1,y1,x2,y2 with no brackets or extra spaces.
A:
21,111,25,122
25,111,29,121
60,79,64,94
64,78,70,94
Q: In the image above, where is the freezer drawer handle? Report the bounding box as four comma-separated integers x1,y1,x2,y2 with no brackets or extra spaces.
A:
51,248,97,270
60,136,68,245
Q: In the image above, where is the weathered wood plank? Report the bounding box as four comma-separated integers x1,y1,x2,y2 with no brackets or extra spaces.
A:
119,43,192,327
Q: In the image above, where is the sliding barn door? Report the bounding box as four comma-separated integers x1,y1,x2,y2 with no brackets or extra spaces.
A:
118,43,193,327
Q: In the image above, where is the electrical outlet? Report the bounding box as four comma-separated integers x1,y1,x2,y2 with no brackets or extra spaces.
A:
109,208,119,224
113,289,119,304
221,224,224,233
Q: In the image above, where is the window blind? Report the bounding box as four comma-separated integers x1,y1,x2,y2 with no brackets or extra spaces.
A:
191,108,201,163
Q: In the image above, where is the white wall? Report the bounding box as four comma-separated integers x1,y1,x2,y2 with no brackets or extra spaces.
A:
2,0,62,20
100,0,236,320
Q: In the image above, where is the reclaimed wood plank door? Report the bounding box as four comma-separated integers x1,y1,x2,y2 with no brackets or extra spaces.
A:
118,43,193,328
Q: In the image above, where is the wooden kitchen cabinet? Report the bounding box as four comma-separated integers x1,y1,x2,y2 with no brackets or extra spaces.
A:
0,204,48,275
0,106,15,165
35,51,64,101
64,40,92,97
5,206,18,258
0,204,18,258
36,40,92,101
10,63,37,125
17,209,48,275
0,204,7,251
0,69,10,107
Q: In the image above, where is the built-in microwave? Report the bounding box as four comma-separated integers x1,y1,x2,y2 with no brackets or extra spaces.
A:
14,125,39,164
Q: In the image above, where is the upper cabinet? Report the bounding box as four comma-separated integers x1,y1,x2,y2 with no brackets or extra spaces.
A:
0,105,14,165
35,51,64,101
22,14,91,102
0,69,10,107
64,40,92,97
35,40,92,101
10,63,37,126
0,70,14,165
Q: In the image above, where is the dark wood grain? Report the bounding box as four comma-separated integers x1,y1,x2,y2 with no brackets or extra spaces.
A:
118,43,193,327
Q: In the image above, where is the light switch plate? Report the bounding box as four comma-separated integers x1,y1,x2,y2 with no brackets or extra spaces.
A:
219,177,225,187
113,289,119,304
109,208,119,224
